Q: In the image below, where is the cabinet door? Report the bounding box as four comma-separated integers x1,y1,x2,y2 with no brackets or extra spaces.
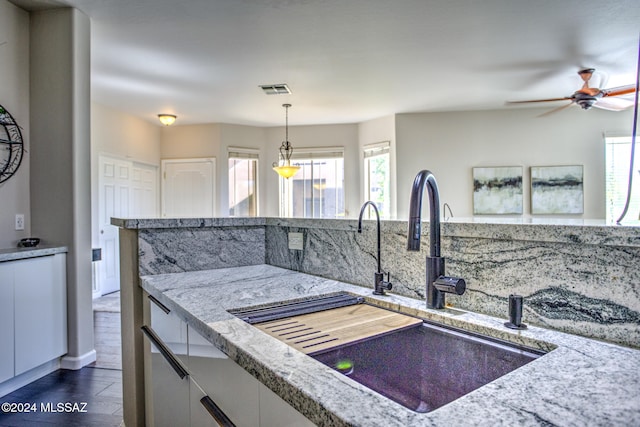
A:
144,331,191,427
14,254,67,375
149,296,188,365
144,297,190,427
190,379,222,427
259,382,315,427
188,327,259,427
0,262,14,382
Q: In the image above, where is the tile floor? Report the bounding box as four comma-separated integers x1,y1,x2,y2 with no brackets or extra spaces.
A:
0,292,124,427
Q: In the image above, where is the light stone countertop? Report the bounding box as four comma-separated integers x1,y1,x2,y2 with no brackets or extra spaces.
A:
0,245,68,262
140,264,640,427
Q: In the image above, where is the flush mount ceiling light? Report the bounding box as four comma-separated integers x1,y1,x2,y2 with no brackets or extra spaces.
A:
272,104,301,179
259,83,291,95
157,114,177,126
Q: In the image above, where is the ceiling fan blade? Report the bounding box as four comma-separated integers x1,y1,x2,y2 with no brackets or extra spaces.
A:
602,84,636,98
506,97,571,105
537,101,575,117
593,97,635,111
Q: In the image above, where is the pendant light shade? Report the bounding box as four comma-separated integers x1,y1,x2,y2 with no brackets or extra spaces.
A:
272,104,301,179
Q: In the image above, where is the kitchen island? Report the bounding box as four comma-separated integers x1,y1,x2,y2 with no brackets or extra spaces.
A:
139,263,640,427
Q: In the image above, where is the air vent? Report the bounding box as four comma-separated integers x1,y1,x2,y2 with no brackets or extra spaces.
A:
259,83,291,95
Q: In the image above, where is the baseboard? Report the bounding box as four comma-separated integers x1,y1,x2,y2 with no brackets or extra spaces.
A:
0,359,60,398
60,349,97,370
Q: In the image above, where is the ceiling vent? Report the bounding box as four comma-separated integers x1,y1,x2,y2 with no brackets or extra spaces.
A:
260,83,291,95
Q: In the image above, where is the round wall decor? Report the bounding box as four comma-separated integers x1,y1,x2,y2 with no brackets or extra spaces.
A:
0,104,24,184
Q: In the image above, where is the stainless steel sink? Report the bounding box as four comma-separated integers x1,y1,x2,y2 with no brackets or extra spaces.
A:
310,320,545,413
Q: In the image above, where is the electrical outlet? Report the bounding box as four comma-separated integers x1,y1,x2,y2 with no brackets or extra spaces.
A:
15,214,25,231
288,232,304,251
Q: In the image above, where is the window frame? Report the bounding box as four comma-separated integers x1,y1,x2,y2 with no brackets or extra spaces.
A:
278,146,345,218
363,141,391,219
228,147,260,217
604,136,639,224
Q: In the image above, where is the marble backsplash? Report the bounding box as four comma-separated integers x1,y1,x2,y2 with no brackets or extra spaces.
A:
114,217,640,348
135,218,266,275
265,218,640,348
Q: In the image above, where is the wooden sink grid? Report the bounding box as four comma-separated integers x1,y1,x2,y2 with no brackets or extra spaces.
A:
255,303,422,354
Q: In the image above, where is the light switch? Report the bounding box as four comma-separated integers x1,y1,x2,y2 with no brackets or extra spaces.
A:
288,232,304,251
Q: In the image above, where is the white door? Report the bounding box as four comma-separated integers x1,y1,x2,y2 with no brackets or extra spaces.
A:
162,158,215,218
131,163,159,217
98,155,158,296
98,156,130,296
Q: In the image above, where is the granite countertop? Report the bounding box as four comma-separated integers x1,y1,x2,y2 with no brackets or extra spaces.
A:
0,245,68,262
140,264,640,427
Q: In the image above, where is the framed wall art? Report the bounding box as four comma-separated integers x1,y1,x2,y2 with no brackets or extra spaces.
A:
531,165,583,214
472,166,523,214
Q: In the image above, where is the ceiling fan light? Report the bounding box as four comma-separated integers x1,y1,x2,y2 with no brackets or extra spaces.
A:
158,114,177,126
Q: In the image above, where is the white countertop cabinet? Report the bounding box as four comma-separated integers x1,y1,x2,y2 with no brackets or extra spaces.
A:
143,294,190,427
0,251,67,396
0,262,14,384
143,292,313,427
13,254,68,375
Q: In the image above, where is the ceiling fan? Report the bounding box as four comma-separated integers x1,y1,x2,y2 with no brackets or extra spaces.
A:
507,68,636,116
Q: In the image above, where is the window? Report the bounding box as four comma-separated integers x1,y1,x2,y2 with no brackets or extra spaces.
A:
363,141,391,219
605,136,639,223
228,148,259,217
279,148,345,218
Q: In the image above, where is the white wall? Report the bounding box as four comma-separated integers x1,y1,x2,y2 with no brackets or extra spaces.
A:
92,103,161,165
30,7,94,367
124,106,633,222
160,123,222,159
0,1,30,249
395,107,634,219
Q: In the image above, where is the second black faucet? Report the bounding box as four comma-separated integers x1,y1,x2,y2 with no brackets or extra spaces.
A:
357,201,392,295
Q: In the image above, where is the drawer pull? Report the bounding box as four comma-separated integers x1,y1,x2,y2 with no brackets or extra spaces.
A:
140,325,188,379
200,395,236,427
148,294,171,314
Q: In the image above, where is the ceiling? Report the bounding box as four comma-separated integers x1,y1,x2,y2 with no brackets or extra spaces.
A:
10,0,640,126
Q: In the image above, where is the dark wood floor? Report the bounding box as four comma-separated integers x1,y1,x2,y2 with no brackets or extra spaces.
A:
0,296,123,427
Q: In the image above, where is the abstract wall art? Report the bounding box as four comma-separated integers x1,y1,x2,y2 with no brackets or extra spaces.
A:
531,165,583,214
473,166,523,214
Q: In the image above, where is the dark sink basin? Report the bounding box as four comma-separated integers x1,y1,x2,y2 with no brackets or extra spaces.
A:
310,321,544,413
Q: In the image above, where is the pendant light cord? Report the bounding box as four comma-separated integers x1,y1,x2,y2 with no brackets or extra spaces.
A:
615,36,640,225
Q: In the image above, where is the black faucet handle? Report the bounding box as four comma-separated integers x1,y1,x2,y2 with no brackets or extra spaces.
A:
433,276,465,295
383,271,392,291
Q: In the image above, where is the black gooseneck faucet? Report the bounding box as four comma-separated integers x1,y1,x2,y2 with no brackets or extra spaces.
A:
358,201,392,295
407,170,466,309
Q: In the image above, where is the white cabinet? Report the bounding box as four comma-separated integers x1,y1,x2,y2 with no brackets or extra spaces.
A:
0,253,67,383
0,263,14,383
13,255,67,375
143,293,314,427
143,296,190,427
188,328,260,427
188,326,314,427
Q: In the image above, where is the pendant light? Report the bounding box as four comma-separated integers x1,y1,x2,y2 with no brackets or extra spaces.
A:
272,104,301,179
